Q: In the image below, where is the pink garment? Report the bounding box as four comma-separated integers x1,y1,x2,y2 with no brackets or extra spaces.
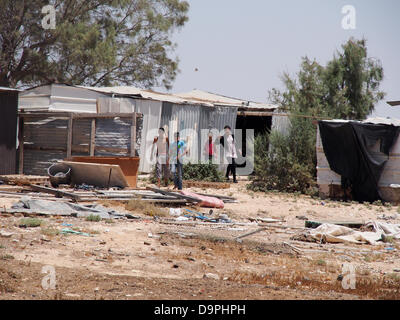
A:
180,190,224,208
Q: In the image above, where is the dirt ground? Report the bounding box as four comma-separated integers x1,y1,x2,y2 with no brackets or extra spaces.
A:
1,179,400,300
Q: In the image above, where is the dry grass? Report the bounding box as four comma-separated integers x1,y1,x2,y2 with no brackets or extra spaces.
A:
125,198,168,217
17,218,43,228
228,265,400,299
41,227,60,237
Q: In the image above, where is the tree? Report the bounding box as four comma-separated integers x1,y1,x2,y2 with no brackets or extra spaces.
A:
0,0,189,89
270,38,385,120
249,38,385,194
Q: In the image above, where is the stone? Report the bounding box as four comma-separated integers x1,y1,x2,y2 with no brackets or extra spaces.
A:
0,231,13,238
203,273,219,280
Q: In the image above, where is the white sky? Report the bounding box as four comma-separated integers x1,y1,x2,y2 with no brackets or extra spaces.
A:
157,0,400,119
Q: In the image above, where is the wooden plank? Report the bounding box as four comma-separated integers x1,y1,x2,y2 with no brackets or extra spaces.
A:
29,184,81,201
60,161,129,188
235,227,267,241
130,112,137,157
66,114,73,158
90,118,96,156
26,144,129,154
0,175,49,186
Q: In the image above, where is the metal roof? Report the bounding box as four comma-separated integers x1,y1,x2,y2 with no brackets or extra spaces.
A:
81,86,215,106
81,86,276,110
0,86,20,92
174,89,277,110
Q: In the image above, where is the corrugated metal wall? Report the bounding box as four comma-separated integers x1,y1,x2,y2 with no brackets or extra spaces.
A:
96,97,159,173
0,90,19,174
160,102,237,164
134,99,162,173
23,115,141,176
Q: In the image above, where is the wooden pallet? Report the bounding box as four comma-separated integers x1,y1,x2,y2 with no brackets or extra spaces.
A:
0,174,50,186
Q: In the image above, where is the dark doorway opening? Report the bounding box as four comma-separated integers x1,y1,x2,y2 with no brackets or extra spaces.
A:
235,115,272,170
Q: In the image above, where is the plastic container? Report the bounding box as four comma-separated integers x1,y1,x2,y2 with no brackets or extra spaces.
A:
47,163,72,187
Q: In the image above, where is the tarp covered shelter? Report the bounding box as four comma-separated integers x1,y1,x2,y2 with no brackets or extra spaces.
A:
317,118,400,202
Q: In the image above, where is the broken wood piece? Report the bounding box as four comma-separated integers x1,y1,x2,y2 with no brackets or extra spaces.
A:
235,227,267,241
248,217,285,223
0,174,49,186
282,242,303,254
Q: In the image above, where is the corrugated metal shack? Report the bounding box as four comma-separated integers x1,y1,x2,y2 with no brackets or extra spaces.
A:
19,84,277,174
18,112,142,176
0,87,19,175
317,117,400,203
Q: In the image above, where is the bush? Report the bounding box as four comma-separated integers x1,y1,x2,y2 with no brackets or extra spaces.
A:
150,162,224,184
85,214,102,222
18,218,43,228
248,119,316,194
182,162,224,182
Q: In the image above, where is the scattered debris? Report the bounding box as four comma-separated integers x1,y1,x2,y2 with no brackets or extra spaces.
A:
7,198,127,219
169,208,182,216
0,174,49,186
305,220,364,229
249,217,285,223
295,220,400,245
61,228,92,237
180,190,224,208
235,227,267,241
29,184,81,202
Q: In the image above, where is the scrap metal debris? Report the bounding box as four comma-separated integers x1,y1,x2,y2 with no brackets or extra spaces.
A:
6,198,128,219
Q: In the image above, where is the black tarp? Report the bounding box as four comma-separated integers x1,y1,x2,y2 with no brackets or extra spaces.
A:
318,121,400,202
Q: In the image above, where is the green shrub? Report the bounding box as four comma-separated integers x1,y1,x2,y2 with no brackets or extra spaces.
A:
18,218,43,228
85,214,102,222
248,118,316,194
150,162,224,183
182,162,224,182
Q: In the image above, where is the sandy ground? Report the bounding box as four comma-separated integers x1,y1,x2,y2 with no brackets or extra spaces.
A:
0,180,400,300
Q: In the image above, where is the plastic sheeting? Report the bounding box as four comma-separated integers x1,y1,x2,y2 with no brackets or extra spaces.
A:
318,121,400,202
307,220,400,245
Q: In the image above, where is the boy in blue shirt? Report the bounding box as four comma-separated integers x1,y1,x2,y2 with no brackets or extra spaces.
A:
169,132,188,190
